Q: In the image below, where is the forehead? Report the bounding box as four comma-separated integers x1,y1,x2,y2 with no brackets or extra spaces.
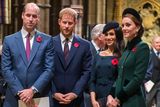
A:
122,17,134,24
61,14,75,21
154,37,160,42
24,5,39,15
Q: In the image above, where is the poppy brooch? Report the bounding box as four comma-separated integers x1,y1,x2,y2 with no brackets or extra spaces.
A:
36,36,42,43
111,58,118,66
74,42,80,48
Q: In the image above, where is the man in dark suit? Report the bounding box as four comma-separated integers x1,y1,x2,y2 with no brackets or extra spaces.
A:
52,8,92,107
145,36,160,107
1,3,55,107
90,24,105,56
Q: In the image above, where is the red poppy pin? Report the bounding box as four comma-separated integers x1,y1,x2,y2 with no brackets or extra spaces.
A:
132,47,136,52
36,36,42,43
74,42,80,48
111,58,118,66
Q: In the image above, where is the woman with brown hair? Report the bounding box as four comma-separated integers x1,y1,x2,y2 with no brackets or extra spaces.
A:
107,8,150,107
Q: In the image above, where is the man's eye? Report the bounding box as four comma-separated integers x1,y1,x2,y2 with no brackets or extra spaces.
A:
32,15,38,18
26,14,31,17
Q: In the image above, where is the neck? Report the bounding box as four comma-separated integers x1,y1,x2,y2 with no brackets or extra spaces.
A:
23,27,34,33
107,46,114,53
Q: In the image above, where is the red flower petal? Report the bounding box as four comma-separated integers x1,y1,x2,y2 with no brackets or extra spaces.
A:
36,36,42,42
74,42,79,48
132,47,136,52
111,58,118,66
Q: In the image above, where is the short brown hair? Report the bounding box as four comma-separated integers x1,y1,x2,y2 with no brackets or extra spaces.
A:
59,8,78,21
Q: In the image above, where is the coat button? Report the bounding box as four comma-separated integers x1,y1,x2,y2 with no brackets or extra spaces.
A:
121,66,123,69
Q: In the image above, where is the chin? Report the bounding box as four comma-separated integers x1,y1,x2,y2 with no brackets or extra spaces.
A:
107,43,114,47
124,36,130,39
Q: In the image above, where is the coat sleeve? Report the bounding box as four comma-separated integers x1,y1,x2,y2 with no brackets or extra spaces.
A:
144,51,153,82
1,37,24,95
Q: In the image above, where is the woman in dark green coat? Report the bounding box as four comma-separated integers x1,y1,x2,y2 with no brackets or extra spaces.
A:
107,8,150,107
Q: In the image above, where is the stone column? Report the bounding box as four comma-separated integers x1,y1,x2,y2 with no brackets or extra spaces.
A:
97,0,106,23
88,0,96,24
71,4,83,36
36,0,51,34
49,0,61,36
114,0,123,23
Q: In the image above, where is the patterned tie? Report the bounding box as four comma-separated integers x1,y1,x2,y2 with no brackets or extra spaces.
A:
64,38,69,61
26,33,31,61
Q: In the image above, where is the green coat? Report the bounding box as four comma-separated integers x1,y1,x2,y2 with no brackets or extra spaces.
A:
115,37,149,107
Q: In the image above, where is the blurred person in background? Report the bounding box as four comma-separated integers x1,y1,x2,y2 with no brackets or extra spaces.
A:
145,36,160,107
90,24,106,56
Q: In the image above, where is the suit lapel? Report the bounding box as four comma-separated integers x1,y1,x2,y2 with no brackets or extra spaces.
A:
28,31,41,66
15,31,28,66
66,35,80,68
54,36,66,68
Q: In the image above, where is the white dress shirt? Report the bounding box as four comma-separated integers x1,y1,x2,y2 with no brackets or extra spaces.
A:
60,33,73,51
21,27,36,50
153,48,160,59
91,40,100,52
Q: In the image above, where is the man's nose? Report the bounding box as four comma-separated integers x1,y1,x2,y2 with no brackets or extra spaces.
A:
29,16,33,20
65,23,69,27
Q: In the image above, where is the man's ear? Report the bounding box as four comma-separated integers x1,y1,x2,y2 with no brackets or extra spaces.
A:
22,12,24,19
58,19,61,25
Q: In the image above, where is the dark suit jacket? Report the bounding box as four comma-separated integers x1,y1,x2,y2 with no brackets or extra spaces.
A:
1,31,55,107
149,49,160,83
144,48,160,107
90,42,97,57
52,34,92,107
115,37,149,107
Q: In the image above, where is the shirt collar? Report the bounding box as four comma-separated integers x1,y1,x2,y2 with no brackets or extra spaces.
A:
91,40,100,51
21,27,36,38
60,33,73,43
153,48,159,54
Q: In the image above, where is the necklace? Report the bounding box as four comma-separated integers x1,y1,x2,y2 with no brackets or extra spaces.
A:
100,50,113,56
106,49,113,54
